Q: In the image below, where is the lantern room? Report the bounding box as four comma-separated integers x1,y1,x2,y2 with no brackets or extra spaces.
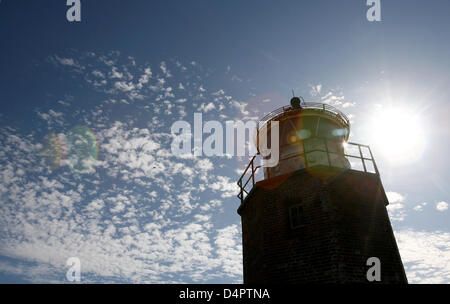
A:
257,97,351,179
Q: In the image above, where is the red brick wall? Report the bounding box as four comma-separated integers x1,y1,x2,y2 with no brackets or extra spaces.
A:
238,166,408,284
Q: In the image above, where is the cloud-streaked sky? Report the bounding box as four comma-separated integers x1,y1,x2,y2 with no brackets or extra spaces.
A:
0,0,449,283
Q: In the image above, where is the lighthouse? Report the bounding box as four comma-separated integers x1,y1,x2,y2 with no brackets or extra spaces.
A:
237,97,408,284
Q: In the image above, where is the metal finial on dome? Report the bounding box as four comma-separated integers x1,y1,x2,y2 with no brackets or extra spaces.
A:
290,96,303,109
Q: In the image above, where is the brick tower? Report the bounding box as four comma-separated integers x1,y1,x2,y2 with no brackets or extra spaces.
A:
237,97,408,284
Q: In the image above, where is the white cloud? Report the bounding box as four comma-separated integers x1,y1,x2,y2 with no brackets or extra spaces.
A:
110,67,123,79
231,101,249,115
160,62,171,77
195,159,214,172
199,102,216,113
212,90,225,96
53,56,77,67
310,84,322,96
51,55,84,73
386,191,406,221
387,192,405,203
0,101,246,283
436,201,448,212
137,67,152,89
58,100,70,106
209,176,238,198
231,75,243,82
395,229,450,283
342,102,355,108
92,70,105,78
308,84,356,110
114,81,135,92
36,109,64,126
58,58,76,66
413,202,427,212
413,205,423,212
215,225,242,278
85,199,104,213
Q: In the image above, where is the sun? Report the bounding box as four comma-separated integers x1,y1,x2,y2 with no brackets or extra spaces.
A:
369,107,426,165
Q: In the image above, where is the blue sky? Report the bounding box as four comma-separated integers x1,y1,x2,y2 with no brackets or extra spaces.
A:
0,0,449,283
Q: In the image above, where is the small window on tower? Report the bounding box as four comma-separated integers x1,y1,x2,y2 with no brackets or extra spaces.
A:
289,205,304,229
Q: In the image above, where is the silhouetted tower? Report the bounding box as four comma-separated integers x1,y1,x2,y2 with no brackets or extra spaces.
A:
237,97,408,283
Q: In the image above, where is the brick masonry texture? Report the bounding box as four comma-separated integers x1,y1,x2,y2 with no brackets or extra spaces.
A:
237,166,408,284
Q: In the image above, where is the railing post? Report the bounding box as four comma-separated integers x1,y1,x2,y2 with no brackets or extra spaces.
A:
324,138,331,167
368,147,379,176
358,145,367,172
256,129,259,155
237,179,242,203
251,159,255,186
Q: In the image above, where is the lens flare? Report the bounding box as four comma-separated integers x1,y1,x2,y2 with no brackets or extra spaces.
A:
369,108,426,165
65,126,99,173
40,133,62,171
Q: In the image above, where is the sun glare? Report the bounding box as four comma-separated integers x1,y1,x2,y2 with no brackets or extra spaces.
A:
369,107,426,165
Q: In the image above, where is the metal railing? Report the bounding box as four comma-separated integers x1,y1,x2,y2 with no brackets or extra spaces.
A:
258,102,351,132
237,137,379,204
237,154,261,202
